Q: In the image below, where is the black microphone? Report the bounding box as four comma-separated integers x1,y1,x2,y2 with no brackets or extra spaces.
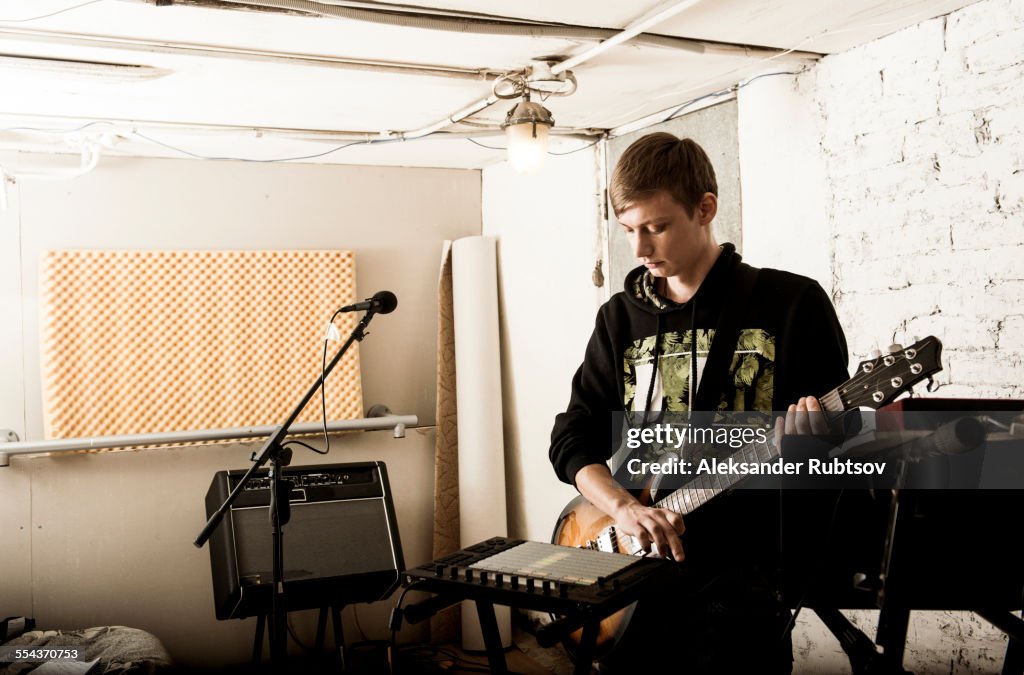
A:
903,416,985,461
338,290,398,314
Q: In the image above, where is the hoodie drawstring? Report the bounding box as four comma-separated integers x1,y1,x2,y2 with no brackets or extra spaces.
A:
641,294,700,425
641,313,663,428
688,297,698,411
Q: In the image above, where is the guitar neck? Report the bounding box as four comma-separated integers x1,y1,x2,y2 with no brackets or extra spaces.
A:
652,386,846,516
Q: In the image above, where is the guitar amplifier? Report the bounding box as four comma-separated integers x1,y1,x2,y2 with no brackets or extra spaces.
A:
204,461,404,620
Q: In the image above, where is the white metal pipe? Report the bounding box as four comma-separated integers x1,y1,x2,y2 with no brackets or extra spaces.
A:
0,26,493,82
0,415,419,464
0,113,601,145
11,138,101,180
399,93,502,141
552,0,702,75
180,0,714,54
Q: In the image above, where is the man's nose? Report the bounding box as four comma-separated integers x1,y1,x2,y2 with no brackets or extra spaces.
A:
632,232,653,259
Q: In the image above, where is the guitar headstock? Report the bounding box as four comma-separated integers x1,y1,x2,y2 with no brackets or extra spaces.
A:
838,336,943,410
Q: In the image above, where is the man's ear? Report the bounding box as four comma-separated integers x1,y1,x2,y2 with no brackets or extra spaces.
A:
698,192,718,225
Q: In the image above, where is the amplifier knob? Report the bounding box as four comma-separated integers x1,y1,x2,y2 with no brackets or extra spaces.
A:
480,571,489,584
510,575,519,589
435,564,445,577
559,583,569,597
464,569,473,581
526,577,535,591
449,567,459,579
542,580,552,594
495,573,504,585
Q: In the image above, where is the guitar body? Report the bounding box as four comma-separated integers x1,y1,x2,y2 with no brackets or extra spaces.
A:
551,495,634,656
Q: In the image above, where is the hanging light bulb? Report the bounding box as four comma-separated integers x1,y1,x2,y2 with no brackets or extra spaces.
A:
502,94,554,174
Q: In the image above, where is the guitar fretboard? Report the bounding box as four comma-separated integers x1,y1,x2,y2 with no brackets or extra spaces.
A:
651,387,845,516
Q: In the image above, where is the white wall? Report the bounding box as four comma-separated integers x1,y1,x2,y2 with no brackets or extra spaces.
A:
815,0,1024,399
0,154,480,667
481,149,603,544
738,74,831,290
737,0,1022,670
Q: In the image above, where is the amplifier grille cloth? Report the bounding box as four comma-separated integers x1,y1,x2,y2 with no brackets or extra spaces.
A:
233,499,395,581
40,250,362,441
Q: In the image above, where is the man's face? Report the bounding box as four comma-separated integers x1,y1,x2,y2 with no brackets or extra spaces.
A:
617,190,714,279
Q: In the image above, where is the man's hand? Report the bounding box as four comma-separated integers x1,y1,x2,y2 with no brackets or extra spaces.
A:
574,464,685,561
774,395,830,443
610,500,686,561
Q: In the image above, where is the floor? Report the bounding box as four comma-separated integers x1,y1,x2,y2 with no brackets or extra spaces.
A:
175,627,581,674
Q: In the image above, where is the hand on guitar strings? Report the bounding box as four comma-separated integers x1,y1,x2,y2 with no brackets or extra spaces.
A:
773,395,831,445
574,463,686,561
612,500,686,561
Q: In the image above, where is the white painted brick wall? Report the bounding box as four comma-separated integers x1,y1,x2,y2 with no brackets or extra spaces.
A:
810,0,1024,401
782,0,1023,671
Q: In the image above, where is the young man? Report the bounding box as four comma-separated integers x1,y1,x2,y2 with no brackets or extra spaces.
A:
549,132,849,672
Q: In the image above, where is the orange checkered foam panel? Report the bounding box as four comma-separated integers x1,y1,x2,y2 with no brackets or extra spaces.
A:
40,250,363,441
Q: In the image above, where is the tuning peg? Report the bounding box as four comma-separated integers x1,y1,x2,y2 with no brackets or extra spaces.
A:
888,343,904,354
868,348,882,359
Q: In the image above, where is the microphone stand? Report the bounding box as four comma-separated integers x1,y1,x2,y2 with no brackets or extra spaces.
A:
194,307,383,669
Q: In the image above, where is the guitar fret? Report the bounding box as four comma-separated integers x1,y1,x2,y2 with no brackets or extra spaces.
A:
725,470,740,489
719,471,732,490
756,440,772,462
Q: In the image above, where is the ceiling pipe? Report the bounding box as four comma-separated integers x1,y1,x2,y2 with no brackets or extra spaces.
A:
0,26,497,82
553,0,702,75
0,112,601,141
1,135,103,182
169,0,732,56
192,0,820,61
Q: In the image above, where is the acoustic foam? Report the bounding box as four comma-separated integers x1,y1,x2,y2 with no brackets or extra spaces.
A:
40,250,362,443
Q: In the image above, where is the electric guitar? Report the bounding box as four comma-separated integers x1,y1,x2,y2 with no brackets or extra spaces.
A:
550,336,944,653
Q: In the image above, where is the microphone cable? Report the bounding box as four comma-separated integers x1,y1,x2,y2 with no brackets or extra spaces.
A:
281,307,344,457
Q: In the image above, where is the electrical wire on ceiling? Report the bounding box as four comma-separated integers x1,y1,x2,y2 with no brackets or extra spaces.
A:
662,69,801,122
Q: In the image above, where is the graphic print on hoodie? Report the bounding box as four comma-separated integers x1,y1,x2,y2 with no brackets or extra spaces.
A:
623,327,776,415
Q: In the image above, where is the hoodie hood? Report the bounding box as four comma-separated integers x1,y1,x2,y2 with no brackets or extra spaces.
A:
624,243,740,314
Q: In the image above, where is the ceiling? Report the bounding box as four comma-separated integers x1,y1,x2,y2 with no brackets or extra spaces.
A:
0,0,980,171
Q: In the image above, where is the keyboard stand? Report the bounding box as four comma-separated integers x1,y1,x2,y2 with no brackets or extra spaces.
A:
401,538,679,675
403,592,609,675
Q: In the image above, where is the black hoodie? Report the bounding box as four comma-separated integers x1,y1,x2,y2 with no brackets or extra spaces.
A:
549,243,849,487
